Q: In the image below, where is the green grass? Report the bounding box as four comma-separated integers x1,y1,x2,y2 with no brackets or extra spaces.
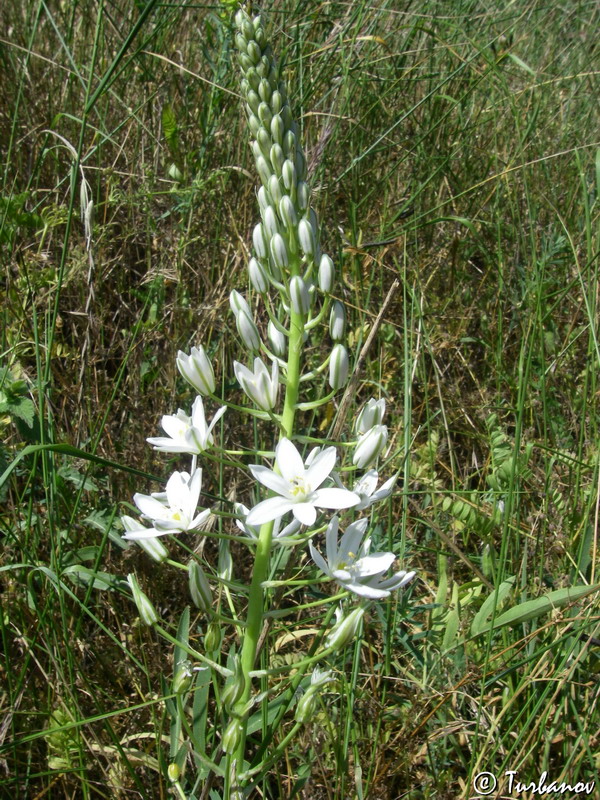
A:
1,0,599,797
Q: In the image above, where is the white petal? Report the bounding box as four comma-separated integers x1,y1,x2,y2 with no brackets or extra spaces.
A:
347,582,390,599
187,469,203,513
309,541,330,576
189,508,211,530
325,516,340,568
338,518,369,562
248,465,290,496
206,405,227,437
246,496,293,526
161,412,189,439
293,502,317,526
305,446,336,489
276,438,306,483
354,470,379,497
134,493,169,520
355,551,396,577
123,526,170,540
377,570,416,591
165,472,189,511
146,437,197,453
313,487,360,510
190,396,208,433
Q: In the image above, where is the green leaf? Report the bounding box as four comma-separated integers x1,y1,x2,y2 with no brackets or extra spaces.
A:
473,584,599,636
161,103,180,160
507,52,536,76
1,395,35,428
470,576,516,636
58,462,98,492
62,565,124,591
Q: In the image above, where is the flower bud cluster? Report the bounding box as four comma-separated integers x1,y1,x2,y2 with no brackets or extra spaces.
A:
234,8,355,403
234,9,336,315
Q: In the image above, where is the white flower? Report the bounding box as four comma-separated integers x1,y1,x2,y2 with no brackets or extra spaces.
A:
176,346,215,396
353,470,397,510
147,396,226,454
309,516,415,599
234,357,279,411
246,438,359,527
129,469,210,537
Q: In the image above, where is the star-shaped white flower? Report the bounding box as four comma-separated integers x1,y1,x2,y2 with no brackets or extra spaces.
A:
129,469,210,537
147,396,226,454
246,438,359,527
309,516,415,599
353,470,397,510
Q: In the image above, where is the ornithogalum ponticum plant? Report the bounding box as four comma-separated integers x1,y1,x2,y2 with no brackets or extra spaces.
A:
120,6,415,797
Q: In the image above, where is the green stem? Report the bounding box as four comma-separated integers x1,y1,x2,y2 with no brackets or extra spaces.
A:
234,297,305,779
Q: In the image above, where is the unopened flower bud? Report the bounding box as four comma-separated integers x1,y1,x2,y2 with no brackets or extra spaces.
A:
329,343,349,390
229,289,251,317
127,574,159,626
270,232,289,270
295,148,307,180
290,275,310,315
298,217,316,259
282,159,296,191
319,254,334,293
246,89,260,114
270,143,284,176
268,321,287,358
173,660,193,694
204,621,221,653
271,90,283,114
248,113,261,135
236,309,261,351
283,130,296,158
295,668,334,723
353,425,388,468
326,606,365,650
218,539,233,582
329,301,345,341
268,174,282,206
137,535,169,563
247,41,261,65
271,113,284,144
248,257,270,294
189,561,213,612
167,763,180,782
257,185,269,213
252,223,269,259
222,718,244,755
176,345,216,396
234,357,279,411
279,195,297,229
238,52,253,72
355,398,386,434
258,77,271,102
295,690,318,724
256,155,272,186
297,181,310,212
258,101,272,127
256,127,271,159
263,205,279,238
235,32,248,54
221,655,246,710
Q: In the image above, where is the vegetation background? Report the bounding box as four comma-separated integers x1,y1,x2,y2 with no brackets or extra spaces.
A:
1,0,599,797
